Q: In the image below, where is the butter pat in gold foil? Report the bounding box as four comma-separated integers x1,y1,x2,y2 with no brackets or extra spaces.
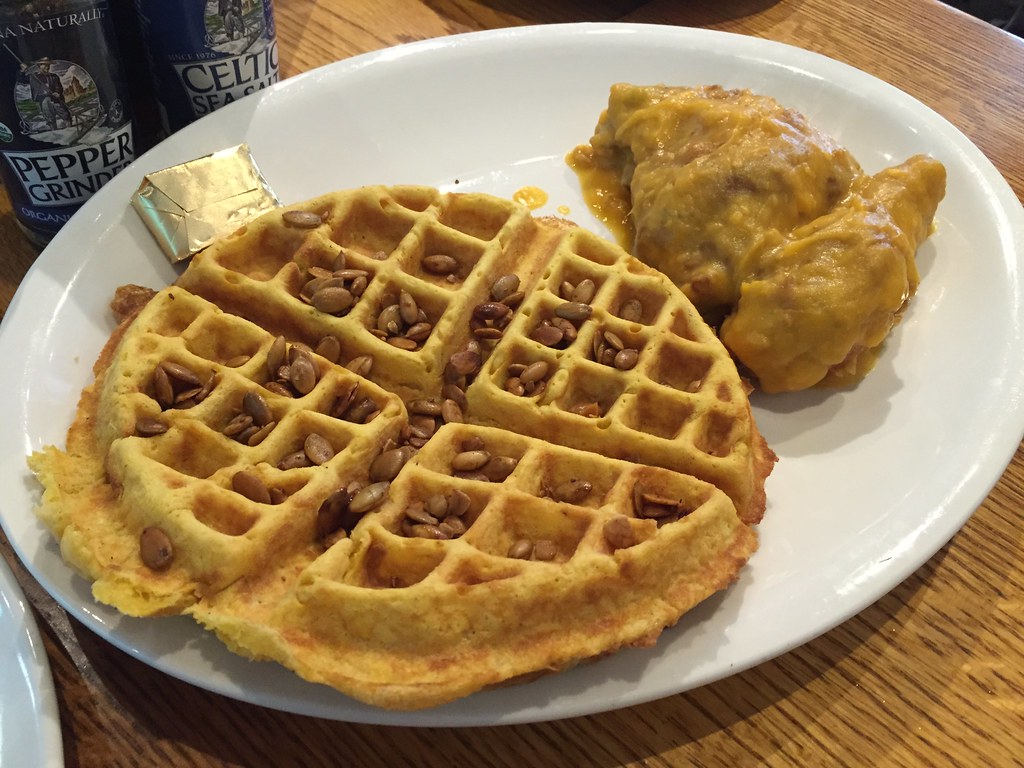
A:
131,144,280,263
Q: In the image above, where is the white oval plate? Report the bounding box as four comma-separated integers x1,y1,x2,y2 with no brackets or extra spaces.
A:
0,559,63,766
1,23,1022,727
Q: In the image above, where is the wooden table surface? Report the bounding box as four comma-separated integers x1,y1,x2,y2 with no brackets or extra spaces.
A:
2,1,1022,766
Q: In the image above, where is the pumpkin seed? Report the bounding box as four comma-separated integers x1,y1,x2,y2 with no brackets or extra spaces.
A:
277,450,312,470
426,493,449,519
139,527,173,570
409,524,448,540
315,335,342,363
447,489,472,517
508,539,533,559
552,317,578,341
447,349,481,376
344,397,379,423
264,381,293,398
404,502,439,526
504,376,525,396
442,383,467,410
409,398,442,416
246,421,276,446
452,450,490,472
349,274,368,296
345,355,374,377
461,436,486,452
619,298,644,323
135,417,168,437
266,336,287,378
303,433,335,465
603,330,625,351
316,488,350,539
388,337,418,351
500,290,525,307
614,348,639,370
369,446,414,482
552,478,593,504
422,254,458,275
232,471,271,504
440,516,467,537
282,210,322,228
330,382,359,419
569,402,602,418
152,365,174,408
405,321,433,342
482,455,517,482
533,540,557,561
554,302,593,322
243,391,273,426
530,324,564,347
490,274,520,301
441,398,464,424
519,360,549,384
472,302,512,321
376,304,403,334
224,413,254,437
312,285,354,315
349,481,390,514
570,278,596,304
399,291,419,325
288,353,318,395
160,361,202,386
603,516,635,550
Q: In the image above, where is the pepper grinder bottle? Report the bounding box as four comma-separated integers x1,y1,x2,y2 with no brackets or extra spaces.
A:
0,0,139,247
133,0,280,135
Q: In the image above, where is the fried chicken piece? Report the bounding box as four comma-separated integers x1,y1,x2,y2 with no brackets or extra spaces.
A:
721,155,947,392
570,84,947,392
573,84,862,320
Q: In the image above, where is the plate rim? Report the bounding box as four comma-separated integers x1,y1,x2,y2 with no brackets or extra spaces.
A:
0,558,64,767
1,21,1023,727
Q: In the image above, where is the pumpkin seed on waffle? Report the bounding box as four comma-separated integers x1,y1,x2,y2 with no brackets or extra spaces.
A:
29,185,775,710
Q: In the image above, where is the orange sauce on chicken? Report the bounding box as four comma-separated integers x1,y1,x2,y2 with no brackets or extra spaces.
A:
565,144,634,250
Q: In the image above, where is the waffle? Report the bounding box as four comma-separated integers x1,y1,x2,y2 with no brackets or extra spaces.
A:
29,185,775,710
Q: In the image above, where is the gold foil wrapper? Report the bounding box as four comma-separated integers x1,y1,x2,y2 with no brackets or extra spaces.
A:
131,144,280,263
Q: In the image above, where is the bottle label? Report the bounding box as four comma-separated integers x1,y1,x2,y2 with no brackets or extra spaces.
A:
135,0,279,133
171,36,279,118
3,120,133,207
0,2,136,243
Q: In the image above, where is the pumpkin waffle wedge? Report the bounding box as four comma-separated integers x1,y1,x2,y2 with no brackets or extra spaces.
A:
192,422,757,710
30,287,406,616
177,185,773,524
29,185,775,710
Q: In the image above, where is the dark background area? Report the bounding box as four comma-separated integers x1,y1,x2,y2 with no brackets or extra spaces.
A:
943,0,1024,34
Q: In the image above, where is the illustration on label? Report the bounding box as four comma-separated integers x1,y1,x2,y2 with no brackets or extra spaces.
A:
205,0,266,54
8,51,112,147
172,0,279,120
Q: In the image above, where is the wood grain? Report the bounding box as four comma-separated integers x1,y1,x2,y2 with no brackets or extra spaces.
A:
1,1,1022,766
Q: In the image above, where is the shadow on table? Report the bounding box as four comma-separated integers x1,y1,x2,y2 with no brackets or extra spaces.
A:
424,0,781,25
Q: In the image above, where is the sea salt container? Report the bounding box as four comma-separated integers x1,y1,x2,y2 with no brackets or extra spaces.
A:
132,0,280,134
